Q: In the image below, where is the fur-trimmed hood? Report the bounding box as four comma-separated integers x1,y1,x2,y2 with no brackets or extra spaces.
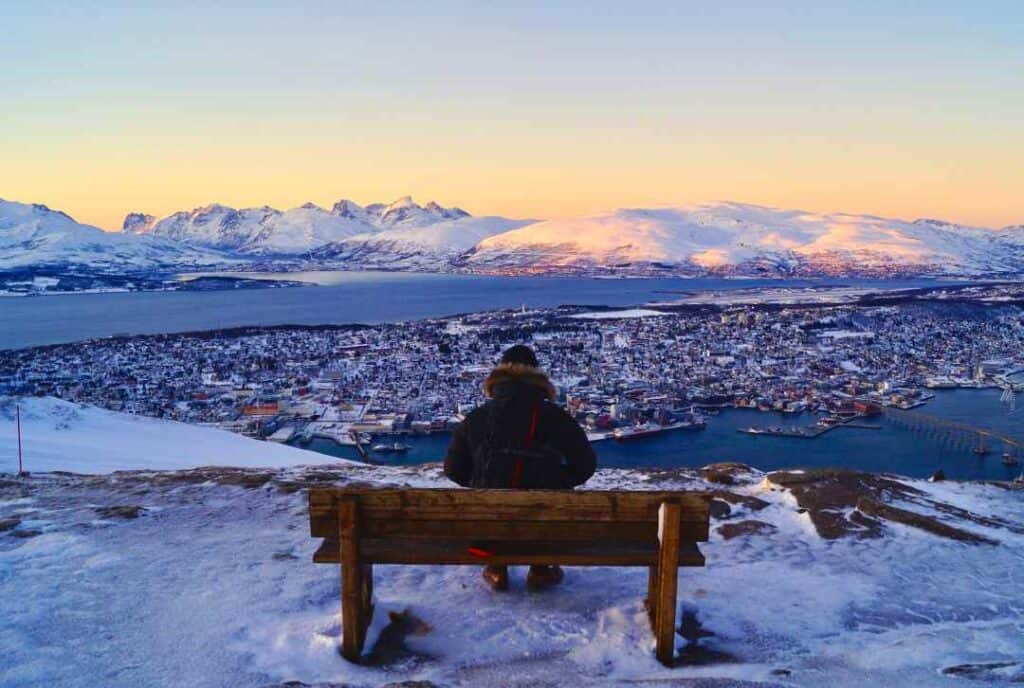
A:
483,363,557,401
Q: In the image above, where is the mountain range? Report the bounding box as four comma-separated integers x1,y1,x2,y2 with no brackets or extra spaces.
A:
3,196,1023,279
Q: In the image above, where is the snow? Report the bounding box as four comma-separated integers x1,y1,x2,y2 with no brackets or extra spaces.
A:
570,308,668,320
361,216,531,253
128,196,485,256
0,397,345,473
1,458,1022,687
469,201,1024,276
820,329,876,340
1,404,1023,686
0,199,230,271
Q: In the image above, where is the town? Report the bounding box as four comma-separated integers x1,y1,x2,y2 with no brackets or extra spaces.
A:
3,301,1023,458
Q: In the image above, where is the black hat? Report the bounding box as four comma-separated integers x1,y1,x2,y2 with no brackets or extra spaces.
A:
500,344,539,367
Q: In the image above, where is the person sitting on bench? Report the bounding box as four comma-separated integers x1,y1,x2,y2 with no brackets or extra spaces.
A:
443,344,598,591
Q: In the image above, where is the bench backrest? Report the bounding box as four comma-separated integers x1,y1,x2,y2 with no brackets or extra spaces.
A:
309,487,712,543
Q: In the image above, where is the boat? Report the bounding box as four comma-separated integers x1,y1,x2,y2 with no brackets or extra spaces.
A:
1003,452,1019,466
613,422,663,440
973,434,991,456
371,442,410,453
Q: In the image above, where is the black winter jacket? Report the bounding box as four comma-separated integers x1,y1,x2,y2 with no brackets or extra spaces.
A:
443,363,597,489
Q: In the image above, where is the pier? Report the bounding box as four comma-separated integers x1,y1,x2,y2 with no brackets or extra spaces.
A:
737,414,874,439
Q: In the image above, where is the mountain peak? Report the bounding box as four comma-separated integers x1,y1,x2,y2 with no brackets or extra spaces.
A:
913,218,960,229
27,202,75,222
123,213,156,234
331,199,364,217
386,196,416,211
190,203,234,217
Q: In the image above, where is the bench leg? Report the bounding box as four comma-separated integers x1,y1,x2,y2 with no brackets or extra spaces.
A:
338,497,368,662
340,560,366,661
655,502,681,667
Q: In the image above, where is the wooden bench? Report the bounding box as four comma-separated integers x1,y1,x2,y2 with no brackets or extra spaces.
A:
308,487,711,666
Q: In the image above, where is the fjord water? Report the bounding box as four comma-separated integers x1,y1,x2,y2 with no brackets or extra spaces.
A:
1,271,948,350
305,387,1024,481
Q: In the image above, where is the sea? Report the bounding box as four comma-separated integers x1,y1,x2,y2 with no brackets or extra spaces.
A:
0,271,949,350
3,271,1019,480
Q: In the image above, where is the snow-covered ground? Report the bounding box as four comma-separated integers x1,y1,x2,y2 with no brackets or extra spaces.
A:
0,397,344,473
570,308,668,320
1,399,1023,687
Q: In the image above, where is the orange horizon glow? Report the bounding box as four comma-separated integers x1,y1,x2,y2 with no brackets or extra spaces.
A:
4,4,1022,231
5,181,1020,234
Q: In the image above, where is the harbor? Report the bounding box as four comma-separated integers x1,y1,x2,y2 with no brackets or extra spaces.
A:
290,387,1023,480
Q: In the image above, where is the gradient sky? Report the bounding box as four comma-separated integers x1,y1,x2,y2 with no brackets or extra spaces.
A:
2,1,1022,230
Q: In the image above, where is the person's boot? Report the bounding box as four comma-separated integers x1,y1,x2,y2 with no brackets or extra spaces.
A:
526,565,564,591
481,565,509,591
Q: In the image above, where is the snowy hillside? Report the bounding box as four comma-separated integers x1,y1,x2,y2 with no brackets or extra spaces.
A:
125,202,375,254
2,441,1022,686
7,196,1024,278
0,397,343,472
313,215,533,269
468,202,1024,277
0,199,228,271
125,196,481,256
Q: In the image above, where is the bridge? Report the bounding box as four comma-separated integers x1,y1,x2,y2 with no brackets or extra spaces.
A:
881,405,1023,457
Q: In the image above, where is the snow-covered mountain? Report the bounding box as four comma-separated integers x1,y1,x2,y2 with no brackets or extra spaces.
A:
125,196,477,256
312,215,534,269
466,202,1024,277
6,196,1024,278
0,199,228,271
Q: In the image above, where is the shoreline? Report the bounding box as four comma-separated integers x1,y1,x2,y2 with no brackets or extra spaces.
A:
6,278,1021,353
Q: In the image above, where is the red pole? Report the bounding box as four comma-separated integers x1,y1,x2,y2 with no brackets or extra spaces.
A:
16,404,23,474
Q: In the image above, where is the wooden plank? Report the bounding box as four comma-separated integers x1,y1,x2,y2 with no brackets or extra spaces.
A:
311,487,712,511
309,489,712,536
309,488,711,533
313,537,704,568
311,504,710,530
309,488,712,517
339,497,366,662
655,502,681,667
311,511,709,538
354,518,707,543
